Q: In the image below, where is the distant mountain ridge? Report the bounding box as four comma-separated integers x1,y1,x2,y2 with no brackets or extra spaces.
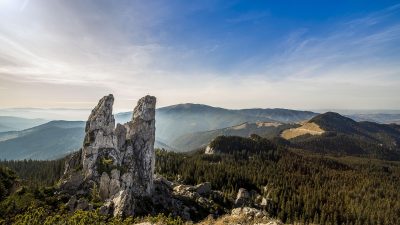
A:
2,104,400,160
289,112,400,160
0,120,171,160
116,103,318,144
348,113,400,124
171,121,295,151
0,104,317,159
0,116,47,132
0,120,85,160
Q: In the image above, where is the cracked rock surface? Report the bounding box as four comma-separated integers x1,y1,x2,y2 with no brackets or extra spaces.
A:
61,94,156,216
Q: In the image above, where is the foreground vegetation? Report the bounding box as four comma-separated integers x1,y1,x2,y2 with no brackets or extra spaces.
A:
1,135,400,224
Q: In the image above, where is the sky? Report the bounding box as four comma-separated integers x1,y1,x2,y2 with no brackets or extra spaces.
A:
0,0,400,112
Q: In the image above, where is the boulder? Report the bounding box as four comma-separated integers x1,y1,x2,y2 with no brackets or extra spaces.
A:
234,188,251,207
195,182,212,195
173,184,196,194
231,207,267,219
154,175,174,189
261,197,268,207
204,145,215,154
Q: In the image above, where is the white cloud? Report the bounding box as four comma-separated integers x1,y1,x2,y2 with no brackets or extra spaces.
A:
0,1,399,110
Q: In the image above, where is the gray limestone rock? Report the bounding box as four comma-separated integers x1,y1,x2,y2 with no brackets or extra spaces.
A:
99,172,110,200
204,145,215,154
235,188,251,207
231,207,267,218
195,182,212,195
61,94,156,217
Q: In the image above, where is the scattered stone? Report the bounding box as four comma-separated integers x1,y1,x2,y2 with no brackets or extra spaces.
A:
154,174,174,189
231,207,267,218
173,184,196,194
261,197,268,207
235,188,251,207
195,182,211,195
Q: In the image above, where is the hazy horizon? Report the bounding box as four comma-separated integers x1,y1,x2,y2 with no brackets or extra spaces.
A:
1,1,399,110
1,104,400,121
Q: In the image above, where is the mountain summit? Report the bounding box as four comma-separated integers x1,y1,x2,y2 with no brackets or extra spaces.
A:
286,112,400,159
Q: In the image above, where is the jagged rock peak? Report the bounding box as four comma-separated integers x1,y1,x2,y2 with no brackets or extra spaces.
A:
132,95,156,122
86,94,115,135
62,94,157,217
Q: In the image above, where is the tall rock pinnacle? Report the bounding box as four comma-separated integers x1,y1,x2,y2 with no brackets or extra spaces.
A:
61,94,157,216
125,95,156,196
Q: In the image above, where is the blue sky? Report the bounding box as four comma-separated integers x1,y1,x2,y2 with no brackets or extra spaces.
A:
0,0,399,111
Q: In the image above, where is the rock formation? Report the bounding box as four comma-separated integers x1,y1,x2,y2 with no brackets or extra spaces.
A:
235,188,251,207
61,94,156,216
59,94,270,222
204,145,215,154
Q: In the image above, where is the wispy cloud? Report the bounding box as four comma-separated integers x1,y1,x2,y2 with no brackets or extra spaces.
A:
0,1,399,110
256,5,400,84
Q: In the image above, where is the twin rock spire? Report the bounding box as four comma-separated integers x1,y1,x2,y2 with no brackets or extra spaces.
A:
62,94,156,216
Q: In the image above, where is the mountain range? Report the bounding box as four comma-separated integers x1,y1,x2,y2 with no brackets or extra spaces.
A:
116,103,318,143
285,112,400,159
0,116,47,132
1,103,400,160
0,121,84,160
171,121,294,151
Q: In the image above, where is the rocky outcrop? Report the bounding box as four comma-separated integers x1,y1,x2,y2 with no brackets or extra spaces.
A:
151,176,227,221
60,94,156,216
231,207,268,219
58,94,275,223
235,188,251,207
59,94,230,221
204,145,215,154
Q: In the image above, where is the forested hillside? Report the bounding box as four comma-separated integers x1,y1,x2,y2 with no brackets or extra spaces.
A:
0,166,17,201
156,145,400,225
289,112,400,160
0,159,64,187
171,122,293,151
1,134,400,224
